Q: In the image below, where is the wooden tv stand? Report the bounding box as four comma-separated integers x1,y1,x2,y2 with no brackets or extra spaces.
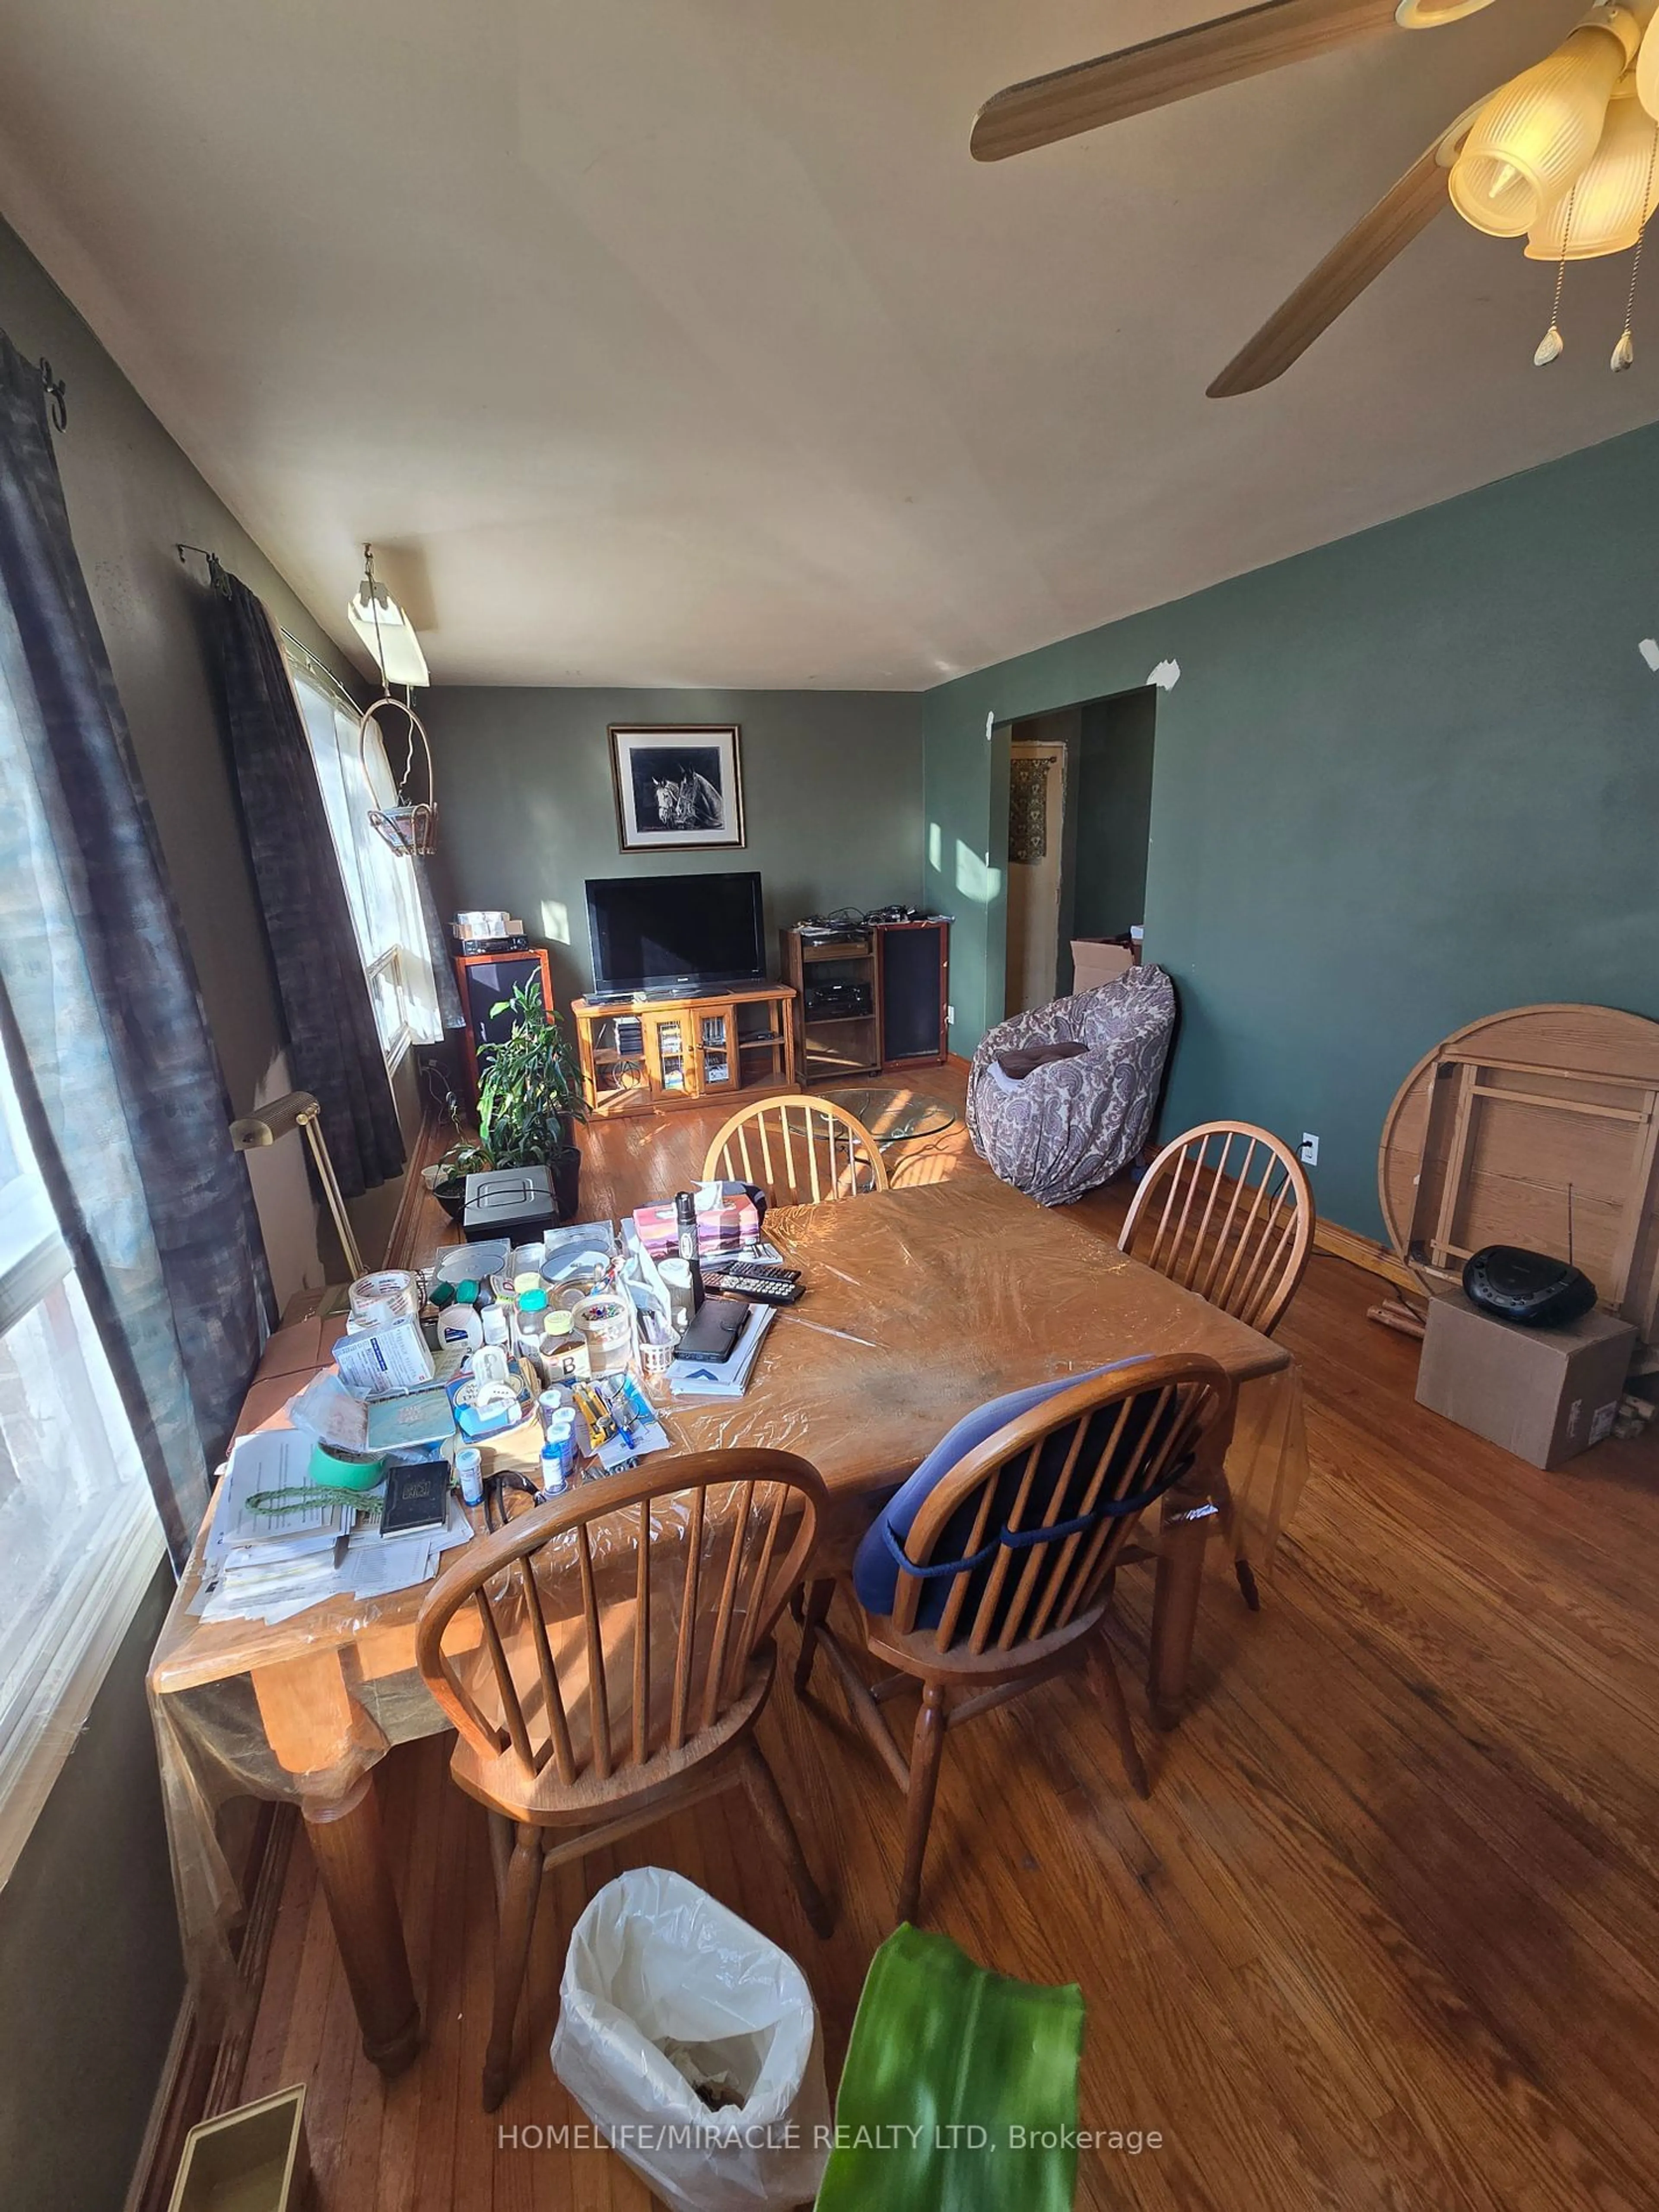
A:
571,985,798,1119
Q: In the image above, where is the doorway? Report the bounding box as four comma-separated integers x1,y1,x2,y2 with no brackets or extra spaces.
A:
1004,716,1072,1018
1001,691,1157,1018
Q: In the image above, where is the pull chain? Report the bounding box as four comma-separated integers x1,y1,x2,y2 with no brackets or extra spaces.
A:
1535,184,1576,366
1611,123,1659,372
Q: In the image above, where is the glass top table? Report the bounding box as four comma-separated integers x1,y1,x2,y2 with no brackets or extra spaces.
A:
825,1086,957,1144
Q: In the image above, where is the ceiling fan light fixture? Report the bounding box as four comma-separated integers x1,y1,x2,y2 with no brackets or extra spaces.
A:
1449,7,1640,237
1394,0,1497,26
1636,6,1659,118
1526,83,1659,256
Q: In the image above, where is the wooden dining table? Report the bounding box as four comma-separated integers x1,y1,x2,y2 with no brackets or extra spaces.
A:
149,1173,1294,2073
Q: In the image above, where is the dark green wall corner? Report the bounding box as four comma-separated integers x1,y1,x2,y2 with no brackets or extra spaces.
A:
924,419,1659,1239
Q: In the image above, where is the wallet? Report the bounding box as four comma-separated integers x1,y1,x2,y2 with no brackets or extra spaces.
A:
675,1295,750,1363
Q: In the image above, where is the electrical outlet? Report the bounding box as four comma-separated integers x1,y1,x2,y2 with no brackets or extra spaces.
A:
1299,1132,1319,1167
946,1004,955,1027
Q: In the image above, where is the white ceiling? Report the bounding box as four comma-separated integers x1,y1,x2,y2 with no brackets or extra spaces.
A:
1,0,1655,688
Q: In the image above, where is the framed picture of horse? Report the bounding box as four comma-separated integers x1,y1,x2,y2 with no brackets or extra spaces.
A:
608,724,746,852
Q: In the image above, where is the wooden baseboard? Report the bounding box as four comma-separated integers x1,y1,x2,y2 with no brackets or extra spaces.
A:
124,1803,298,2212
1313,1219,1421,1297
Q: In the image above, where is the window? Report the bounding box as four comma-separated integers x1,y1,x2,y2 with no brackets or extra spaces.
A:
0,1039,163,1887
288,656,440,1068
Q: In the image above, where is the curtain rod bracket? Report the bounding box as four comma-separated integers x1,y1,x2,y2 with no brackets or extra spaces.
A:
38,359,66,432
176,543,230,596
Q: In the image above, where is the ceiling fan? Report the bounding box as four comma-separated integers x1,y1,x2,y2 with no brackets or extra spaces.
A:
971,0,1659,392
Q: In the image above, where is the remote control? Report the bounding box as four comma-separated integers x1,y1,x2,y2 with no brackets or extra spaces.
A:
701,1259,804,1305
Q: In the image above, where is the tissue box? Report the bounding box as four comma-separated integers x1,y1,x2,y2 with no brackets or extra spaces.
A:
632,1188,759,1259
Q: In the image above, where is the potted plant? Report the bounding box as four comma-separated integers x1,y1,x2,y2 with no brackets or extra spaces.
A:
433,981,589,1222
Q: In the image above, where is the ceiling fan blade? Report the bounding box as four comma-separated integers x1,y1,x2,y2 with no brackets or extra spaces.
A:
1207,138,1453,395
970,0,1405,162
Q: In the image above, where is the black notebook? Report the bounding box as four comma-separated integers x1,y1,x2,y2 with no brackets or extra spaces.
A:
380,1458,451,1536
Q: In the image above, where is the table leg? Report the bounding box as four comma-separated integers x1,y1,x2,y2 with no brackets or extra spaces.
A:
251,1649,421,2073
302,1773,422,2075
1147,1491,1220,1731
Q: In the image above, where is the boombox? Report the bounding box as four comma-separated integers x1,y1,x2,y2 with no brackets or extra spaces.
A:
1462,1245,1598,1328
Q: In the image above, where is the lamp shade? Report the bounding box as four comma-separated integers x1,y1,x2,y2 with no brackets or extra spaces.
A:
1637,6,1659,121
1526,85,1659,257
1450,9,1638,237
1394,0,1497,24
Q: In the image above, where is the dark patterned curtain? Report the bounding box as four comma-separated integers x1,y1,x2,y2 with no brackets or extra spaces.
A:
214,575,404,1196
0,330,272,1564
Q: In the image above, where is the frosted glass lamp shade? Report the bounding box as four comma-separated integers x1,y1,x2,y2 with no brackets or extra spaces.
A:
1450,14,1637,237
1526,88,1659,257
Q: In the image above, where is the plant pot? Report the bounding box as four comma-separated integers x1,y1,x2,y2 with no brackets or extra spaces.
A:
432,1179,467,1224
553,1144,582,1224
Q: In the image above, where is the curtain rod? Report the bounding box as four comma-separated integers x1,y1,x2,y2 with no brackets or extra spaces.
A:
279,627,362,717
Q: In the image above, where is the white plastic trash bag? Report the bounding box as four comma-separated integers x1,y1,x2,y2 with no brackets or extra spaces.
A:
551,1866,830,2212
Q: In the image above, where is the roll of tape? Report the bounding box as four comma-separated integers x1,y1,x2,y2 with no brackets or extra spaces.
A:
308,1440,387,1492
350,1269,420,1326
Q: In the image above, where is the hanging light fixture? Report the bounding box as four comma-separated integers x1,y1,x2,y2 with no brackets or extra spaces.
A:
1449,6,1641,238
1636,4,1659,119
352,545,438,859
1527,80,1659,257
347,547,430,688
1392,0,1498,23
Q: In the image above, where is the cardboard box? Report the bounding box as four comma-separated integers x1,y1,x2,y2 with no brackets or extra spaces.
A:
1415,1292,1635,1469
1070,939,1134,994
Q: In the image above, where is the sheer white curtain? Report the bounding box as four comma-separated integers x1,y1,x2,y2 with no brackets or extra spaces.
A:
288,663,440,1065
0,1034,162,1886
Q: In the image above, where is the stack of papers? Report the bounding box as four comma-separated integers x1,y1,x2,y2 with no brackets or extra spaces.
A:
194,1429,473,1626
668,1302,777,1398
199,1431,349,1624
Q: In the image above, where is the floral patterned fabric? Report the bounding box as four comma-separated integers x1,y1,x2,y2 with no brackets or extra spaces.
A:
967,966,1176,1206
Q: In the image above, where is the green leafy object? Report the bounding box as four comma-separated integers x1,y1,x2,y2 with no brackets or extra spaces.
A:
468,977,589,1170
817,1925,1084,2211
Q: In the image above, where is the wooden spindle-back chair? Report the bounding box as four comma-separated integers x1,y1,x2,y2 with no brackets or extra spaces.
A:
702,1093,888,1208
794,1355,1233,1923
416,1450,833,2108
1117,1121,1313,1607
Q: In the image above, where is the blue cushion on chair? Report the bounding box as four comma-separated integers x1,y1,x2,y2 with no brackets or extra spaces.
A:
853,1364,1137,1624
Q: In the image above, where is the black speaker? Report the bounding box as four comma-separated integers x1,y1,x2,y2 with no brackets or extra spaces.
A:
456,950,552,1097
877,921,949,1066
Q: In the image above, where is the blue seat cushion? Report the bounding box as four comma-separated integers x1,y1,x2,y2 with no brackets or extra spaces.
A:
853,1362,1187,1633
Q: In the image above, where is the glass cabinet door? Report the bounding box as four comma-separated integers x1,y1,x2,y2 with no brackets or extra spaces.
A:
651,1014,687,1093
697,1006,735,1090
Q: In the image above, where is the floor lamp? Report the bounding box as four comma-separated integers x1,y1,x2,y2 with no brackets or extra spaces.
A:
230,1089,366,1283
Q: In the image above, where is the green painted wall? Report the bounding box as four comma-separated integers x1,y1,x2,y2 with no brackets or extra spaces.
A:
924,420,1659,1239
424,688,925,1004
1071,690,1155,944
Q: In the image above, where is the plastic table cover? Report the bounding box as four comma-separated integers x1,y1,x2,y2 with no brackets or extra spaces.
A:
149,1175,1306,2024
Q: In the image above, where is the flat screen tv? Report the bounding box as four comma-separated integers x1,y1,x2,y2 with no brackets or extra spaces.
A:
585,871,766,997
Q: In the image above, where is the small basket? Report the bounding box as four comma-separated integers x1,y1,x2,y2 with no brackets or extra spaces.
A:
639,1335,674,1381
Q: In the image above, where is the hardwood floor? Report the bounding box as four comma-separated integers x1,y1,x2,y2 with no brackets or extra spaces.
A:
235,1070,1659,2210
